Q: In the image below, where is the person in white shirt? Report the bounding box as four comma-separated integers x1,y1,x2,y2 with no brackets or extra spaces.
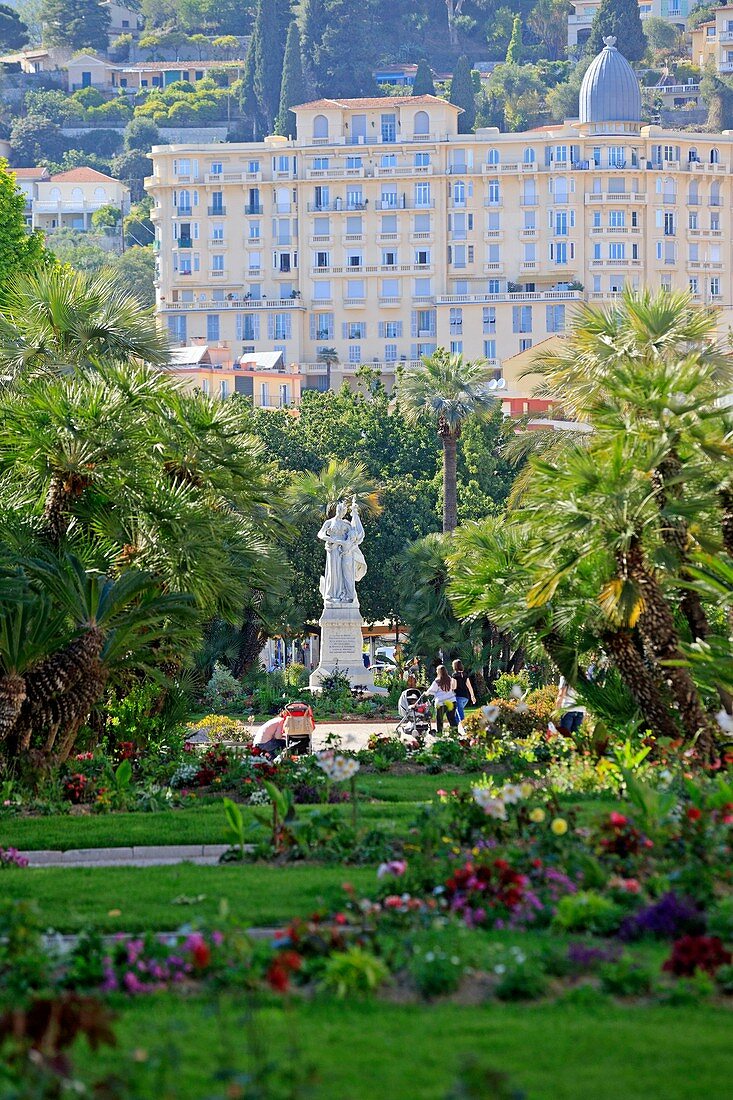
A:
426,664,458,734
556,677,586,734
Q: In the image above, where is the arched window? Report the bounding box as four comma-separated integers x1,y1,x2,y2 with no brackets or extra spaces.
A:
523,147,535,164
688,147,698,163
50,187,61,200
93,186,106,201
178,189,191,209
313,114,329,139
72,187,83,201
487,147,500,165
487,178,500,205
413,110,429,136
453,180,466,205
710,147,720,164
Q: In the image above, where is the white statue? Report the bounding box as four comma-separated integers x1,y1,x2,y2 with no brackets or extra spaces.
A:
317,497,367,606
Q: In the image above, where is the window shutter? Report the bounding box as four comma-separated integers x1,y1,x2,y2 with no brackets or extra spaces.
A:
410,344,418,359
411,311,418,337
378,321,385,337
310,315,317,339
236,314,242,340
267,314,274,340
396,321,403,337
570,145,580,165
342,322,348,339
193,191,198,206
544,146,552,167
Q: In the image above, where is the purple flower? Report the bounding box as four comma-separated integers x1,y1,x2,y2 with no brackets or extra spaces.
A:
619,892,706,942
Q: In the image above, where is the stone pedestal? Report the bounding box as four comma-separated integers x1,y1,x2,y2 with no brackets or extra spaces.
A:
309,604,374,691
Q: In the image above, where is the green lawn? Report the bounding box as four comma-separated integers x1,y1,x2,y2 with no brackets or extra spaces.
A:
0,800,420,851
76,994,733,1099
3,863,375,932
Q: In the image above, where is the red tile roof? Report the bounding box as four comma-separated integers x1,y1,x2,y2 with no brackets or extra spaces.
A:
49,168,119,183
11,167,50,179
294,94,458,110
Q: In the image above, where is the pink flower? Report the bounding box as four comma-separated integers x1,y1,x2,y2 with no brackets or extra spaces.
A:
377,859,408,879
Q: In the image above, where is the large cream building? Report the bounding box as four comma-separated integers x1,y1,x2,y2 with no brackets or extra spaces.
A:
147,40,733,405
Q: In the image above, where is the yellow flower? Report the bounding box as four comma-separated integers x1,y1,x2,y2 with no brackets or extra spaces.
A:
551,817,568,836
520,782,533,799
529,808,545,823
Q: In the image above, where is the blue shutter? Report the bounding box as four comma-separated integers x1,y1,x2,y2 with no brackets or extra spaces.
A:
267,313,274,340
342,322,348,339
410,311,418,337
310,314,317,339
284,315,292,340
378,321,385,337
428,311,436,336
396,321,403,337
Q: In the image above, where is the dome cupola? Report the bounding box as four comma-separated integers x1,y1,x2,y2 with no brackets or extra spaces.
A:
579,37,642,132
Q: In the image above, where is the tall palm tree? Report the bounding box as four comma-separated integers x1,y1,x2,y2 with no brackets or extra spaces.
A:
316,346,339,391
0,266,170,379
396,349,496,532
286,458,382,520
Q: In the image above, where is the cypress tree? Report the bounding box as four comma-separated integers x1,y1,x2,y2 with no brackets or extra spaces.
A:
412,58,436,96
586,0,646,63
301,0,328,93
252,0,290,131
506,16,523,64
276,22,305,139
318,0,377,98
240,33,260,139
449,55,476,134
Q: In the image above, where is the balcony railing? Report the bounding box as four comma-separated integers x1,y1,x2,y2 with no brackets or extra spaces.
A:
207,205,226,216
244,204,263,215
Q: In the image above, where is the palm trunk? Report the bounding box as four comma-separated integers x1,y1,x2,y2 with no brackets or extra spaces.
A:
441,433,458,533
624,540,717,757
602,629,680,741
232,595,266,679
54,662,109,762
42,474,69,546
720,487,733,557
652,455,711,643
0,674,26,740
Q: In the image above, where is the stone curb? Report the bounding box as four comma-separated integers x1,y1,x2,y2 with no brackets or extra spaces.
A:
23,844,234,868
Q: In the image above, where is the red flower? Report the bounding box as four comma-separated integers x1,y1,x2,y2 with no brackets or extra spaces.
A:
192,941,211,969
609,812,628,827
333,913,347,925
686,807,702,822
266,961,290,992
663,935,731,977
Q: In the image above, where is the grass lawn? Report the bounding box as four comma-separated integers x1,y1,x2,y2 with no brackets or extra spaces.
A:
77,994,733,1099
3,863,375,932
0,800,421,851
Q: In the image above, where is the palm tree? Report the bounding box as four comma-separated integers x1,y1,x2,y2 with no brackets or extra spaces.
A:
396,349,496,532
316,346,339,391
0,266,170,379
287,458,382,521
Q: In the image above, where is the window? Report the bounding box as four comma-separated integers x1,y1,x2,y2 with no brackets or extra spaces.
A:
512,305,532,333
347,321,366,339
382,249,397,266
348,344,361,364
381,113,396,142
414,110,430,136
609,242,625,260
546,304,565,333
315,251,330,268
414,212,431,233
415,182,431,207
664,212,675,236
380,186,398,208
248,251,261,271
210,191,224,213
483,339,496,359
519,338,533,352
346,186,364,209
710,277,720,295
313,114,329,139
381,278,400,297
487,148,500,165
608,146,625,167
381,153,396,167
414,278,432,296
210,161,222,175
689,244,699,262
487,279,500,294
452,180,466,206
593,243,601,260
212,255,224,271
415,249,430,265
487,179,500,205
609,210,625,228
414,309,435,336
346,155,362,169
167,315,186,341
689,277,699,294
207,315,220,342
248,161,260,173
449,307,463,334
450,340,463,355
271,313,292,340
385,344,397,362
310,312,334,339
523,243,536,262
483,307,496,334
212,224,224,240
347,250,363,267
384,321,400,339
175,159,191,176
346,280,365,299
523,147,535,164
220,380,229,399
313,281,331,300
237,314,259,341
313,157,329,170
710,147,720,165
414,152,430,166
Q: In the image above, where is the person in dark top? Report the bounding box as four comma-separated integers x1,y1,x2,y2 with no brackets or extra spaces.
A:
451,659,477,723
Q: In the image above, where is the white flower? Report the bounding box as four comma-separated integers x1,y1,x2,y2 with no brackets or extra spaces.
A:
547,722,559,735
482,704,500,724
514,701,530,714
471,787,507,819
316,750,360,782
715,709,733,734
510,684,525,700
499,783,523,805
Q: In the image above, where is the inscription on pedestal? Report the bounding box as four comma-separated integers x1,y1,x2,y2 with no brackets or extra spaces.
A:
323,629,362,662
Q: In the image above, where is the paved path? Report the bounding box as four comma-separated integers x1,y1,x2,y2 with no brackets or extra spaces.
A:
24,844,232,868
310,718,396,751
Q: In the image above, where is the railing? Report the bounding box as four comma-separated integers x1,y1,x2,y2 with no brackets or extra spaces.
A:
207,206,226,216
244,204,263,215
435,291,582,305
162,298,305,311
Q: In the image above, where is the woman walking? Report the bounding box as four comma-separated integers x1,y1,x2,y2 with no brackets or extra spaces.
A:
451,659,477,724
427,664,458,734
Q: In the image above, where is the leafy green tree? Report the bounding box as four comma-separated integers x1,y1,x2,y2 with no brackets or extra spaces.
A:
213,34,240,58
505,15,523,63
0,4,28,49
124,117,160,153
112,150,153,202
0,265,169,378
318,0,377,97
449,55,476,134
41,0,110,50
275,21,305,139
412,58,436,96
528,0,570,61
108,31,133,61
644,15,678,51
123,197,155,248
396,350,496,532
45,228,109,274
10,114,65,165
586,0,646,62
488,62,545,130
0,159,46,291
103,246,156,310
90,204,121,229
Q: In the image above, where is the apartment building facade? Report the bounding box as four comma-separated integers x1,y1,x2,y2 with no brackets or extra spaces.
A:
691,7,733,74
148,41,733,401
568,0,689,50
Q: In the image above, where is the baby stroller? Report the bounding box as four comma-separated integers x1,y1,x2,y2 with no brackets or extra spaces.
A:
281,700,315,755
395,688,433,745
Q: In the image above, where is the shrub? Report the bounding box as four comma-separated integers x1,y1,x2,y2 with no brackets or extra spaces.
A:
320,948,389,998
618,892,706,941
408,945,464,999
599,955,654,996
284,663,309,691
204,664,246,710
708,896,733,941
495,961,548,1001
186,715,252,744
493,671,530,700
553,891,623,935
662,935,732,977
